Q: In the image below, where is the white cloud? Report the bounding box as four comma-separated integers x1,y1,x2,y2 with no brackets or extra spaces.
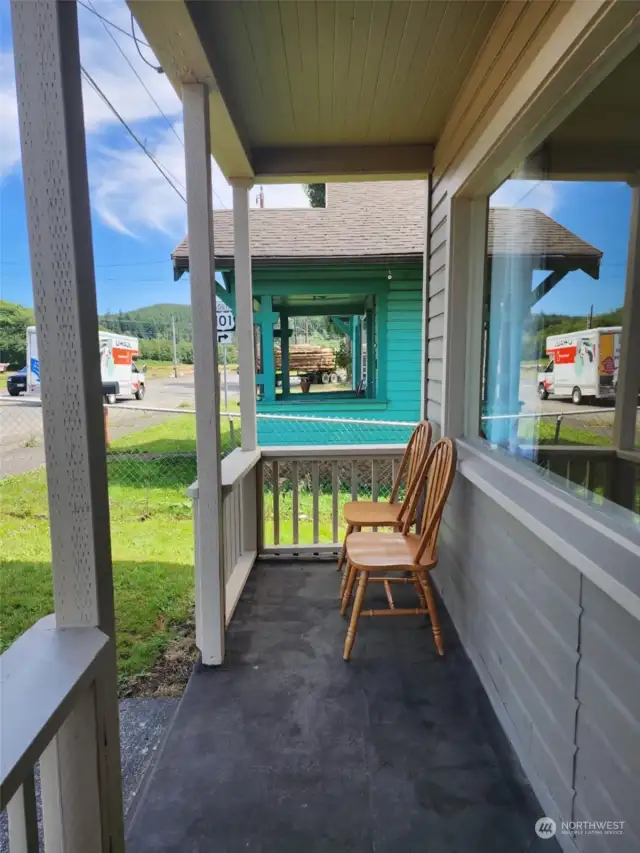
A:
490,180,558,216
1,1,310,236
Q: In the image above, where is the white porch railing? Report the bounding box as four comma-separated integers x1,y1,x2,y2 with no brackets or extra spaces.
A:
259,445,406,555
0,615,113,852
188,448,260,637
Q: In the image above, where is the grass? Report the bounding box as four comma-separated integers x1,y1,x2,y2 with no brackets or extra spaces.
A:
0,404,240,693
0,374,8,391
517,418,612,447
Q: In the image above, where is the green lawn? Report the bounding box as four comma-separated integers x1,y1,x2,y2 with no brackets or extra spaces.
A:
0,405,240,693
517,418,612,447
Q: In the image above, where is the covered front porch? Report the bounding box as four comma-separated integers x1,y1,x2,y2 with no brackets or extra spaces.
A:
127,560,550,853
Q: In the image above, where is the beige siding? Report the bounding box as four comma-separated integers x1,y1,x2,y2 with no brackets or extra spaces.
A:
425,177,449,426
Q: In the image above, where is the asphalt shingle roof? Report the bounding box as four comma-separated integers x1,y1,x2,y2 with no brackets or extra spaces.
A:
171,181,602,276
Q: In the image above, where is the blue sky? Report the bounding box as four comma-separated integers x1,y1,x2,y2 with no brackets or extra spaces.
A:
490,179,631,316
0,0,308,314
0,1,631,319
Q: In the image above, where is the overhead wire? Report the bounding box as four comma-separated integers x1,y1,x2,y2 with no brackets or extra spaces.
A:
84,0,182,147
130,12,163,74
81,66,187,204
76,0,150,47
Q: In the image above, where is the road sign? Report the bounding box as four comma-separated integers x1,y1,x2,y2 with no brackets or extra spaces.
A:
217,310,235,333
217,331,233,344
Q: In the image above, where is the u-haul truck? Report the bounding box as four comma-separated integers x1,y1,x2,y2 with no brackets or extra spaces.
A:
537,326,621,405
26,327,145,402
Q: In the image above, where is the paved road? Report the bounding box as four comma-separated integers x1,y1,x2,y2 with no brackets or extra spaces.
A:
0,372,239,478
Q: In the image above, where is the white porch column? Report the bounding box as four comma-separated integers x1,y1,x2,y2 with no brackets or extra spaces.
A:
613,185,640,451
232,183,258,451
10,1,123,851
183,83,225,665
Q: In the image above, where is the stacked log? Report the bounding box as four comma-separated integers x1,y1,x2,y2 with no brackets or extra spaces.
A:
274,344,336,372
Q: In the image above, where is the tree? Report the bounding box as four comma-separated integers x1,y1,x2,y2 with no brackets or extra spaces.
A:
0,300,35,367
304,183,326,208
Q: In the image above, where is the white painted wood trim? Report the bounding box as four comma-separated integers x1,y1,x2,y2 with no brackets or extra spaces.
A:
40,686,103,853
225,551,258,626
10,2,123,847
0,616,108,808
259,544,342,557
221,448,261,490
232,184,258,451
183,82,225,666
7,769,39,853
456,440,640,622
260,444,408,459
614,186,640,450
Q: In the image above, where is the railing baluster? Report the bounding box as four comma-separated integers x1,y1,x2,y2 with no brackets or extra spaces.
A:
7,767,39,853
237,486,241,562
292,461,299,545
391,457,399,493
372,459,379,501
273,460,280,546
351,459,358,501
332,461,339,544
312,461,320,544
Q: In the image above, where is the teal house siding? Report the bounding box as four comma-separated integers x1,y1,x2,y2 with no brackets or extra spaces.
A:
255,268,422,447
171,182,428,446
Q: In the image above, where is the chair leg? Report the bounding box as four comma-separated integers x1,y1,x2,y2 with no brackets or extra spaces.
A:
419,573,444,656
412,572,427,609
337,524,353,573
340,561,358,616
344,571,369,661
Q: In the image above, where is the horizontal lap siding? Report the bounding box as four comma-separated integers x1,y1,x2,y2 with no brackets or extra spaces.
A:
435,476,581,824
573,581,640,852
385,278,422,425
426,177,449,428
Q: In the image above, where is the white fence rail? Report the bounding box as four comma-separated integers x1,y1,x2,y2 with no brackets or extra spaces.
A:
1,615,112,852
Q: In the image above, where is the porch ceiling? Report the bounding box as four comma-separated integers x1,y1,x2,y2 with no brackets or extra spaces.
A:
128,0,504,182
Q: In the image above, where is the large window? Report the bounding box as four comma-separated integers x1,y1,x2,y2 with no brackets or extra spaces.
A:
479,48,639,523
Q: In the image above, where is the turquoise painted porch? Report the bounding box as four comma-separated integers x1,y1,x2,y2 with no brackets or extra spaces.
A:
218,263,422,446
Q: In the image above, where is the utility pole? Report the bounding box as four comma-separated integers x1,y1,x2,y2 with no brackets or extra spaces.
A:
172,315,178,378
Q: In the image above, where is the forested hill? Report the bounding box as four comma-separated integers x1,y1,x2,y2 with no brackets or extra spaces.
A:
99,304,192,341
524,306,623,359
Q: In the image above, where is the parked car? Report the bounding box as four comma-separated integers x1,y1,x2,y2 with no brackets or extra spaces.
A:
6,366,27,396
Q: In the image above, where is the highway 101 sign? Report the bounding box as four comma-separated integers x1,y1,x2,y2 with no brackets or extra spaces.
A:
217,308,235,344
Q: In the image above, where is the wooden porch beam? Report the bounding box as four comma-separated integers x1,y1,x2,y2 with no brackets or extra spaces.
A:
252,144,433,183
129,0,253,180
183,83,225,665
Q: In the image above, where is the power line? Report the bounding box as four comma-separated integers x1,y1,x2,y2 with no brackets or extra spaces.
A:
81,66,187,204
77,0,150,47
86,0,182,148
130,12,163,74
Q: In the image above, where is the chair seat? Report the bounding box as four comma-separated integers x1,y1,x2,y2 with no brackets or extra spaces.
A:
346,531,436,571
343,500,403,526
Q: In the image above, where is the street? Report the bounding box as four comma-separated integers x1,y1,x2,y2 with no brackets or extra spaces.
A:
0,372,239,478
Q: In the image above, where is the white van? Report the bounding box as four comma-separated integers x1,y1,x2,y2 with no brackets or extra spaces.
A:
26,327,145,402
537,326,621,405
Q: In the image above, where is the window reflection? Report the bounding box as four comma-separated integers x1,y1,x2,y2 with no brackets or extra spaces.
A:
480,176,637,522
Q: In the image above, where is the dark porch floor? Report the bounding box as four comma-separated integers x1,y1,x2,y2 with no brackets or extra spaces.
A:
127,561,557,853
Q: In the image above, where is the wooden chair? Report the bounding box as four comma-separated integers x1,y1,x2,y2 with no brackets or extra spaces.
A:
340,438,457,661
337,420,432,598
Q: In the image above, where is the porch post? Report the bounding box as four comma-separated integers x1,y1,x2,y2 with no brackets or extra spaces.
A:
280,311,291,396
10,1,123,850
183,83,225,665
232,183,258,451
613,185,640,451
